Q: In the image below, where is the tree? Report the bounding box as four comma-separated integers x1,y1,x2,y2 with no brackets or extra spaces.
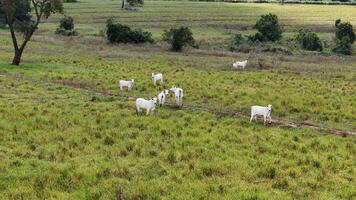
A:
106,18,153,44
55,15,77,36
0,0,63,65
333,19,355,55
335,19,355,43
122,0,143,9
253,13,282,42
294,29,323,51
162,27,195,52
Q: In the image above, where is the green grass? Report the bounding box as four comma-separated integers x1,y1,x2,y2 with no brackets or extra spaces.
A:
0,0,356,199
0,72,355,199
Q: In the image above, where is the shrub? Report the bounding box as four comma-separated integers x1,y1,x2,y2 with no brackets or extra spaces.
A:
106,18,153,44
252,13,282,42
55,15,77,36
335,19,355,43
294,29,323,51
162,26,195,52
333,19,355,55
59,15,74,30
333,36,353,55
229,33,251,52
127,0,144,6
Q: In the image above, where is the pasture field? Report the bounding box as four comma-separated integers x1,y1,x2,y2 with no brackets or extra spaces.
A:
0,0,356,199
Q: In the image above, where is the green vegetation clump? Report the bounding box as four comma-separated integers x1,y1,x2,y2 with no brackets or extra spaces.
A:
294,29,323,51
127,0,144,7
55,15,77,36
163,26,196,51
106,18,153,44
229,33,251,52
333,19,355,55
252,13,282,42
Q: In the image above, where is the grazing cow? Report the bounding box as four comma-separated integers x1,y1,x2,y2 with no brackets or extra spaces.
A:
157,90,169,107
170,86,183,107
136,98,158,115
152,73,163,86
250,104,272,125
233,60,248,69
119,79,134,91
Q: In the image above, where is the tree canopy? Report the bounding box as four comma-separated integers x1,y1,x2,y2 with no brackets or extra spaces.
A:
0,0,63,65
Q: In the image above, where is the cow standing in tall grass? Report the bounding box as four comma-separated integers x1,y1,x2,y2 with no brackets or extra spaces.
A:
152,73,163,86
250,104,272,125
233,60,248,69
119,79,134,91
136,98,158,115
170,86,183,107
157,90,169,107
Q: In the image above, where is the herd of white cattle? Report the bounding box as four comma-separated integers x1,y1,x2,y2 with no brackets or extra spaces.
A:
118,60,273,125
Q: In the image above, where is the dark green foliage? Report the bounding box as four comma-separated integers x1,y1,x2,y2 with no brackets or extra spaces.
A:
106,18,153,44
335,19,355,43
333,36,352,55
55,15,77,36
229,33,246,51
60,15,74,30
127,0,144,6
162,26,195,51
0,0,63,65
252,13,282,42
333,19,355,55
294,29,323,51
63,0,78,2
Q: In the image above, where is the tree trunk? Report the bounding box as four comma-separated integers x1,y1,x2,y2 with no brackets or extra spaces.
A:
122,0,125,8
12,49,23,66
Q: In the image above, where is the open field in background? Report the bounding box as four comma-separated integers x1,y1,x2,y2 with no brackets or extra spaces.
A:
38,0,356,49
0,0,356,199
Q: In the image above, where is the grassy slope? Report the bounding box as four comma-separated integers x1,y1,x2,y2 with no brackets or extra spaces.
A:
0,70,355,200
0,0,356,199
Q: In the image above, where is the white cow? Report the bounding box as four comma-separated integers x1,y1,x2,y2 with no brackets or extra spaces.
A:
170,86,183,107
136,98,158,115
157,90,169,107
233,60,248,69
250,104,272,125
152,73,163,86
119,79,134,91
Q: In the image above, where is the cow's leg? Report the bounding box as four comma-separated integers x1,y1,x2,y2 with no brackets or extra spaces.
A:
263,116,267,125
250,115,254,123
146,109,150,115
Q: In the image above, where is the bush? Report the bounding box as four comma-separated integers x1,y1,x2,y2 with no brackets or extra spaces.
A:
333,36,353,55
333,19,355,55
162,26,195,52
229,33,250,52
252,13,282,42
55,15,77,36
294,29,323,51
127,0,144,6
106,18,153,44
335,19,355,43
59,15,74,30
